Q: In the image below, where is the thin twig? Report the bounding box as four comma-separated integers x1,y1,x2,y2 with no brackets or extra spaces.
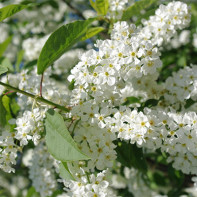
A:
63,0,86,20
40,74,44,97
4,90,15,95
0,81,69,112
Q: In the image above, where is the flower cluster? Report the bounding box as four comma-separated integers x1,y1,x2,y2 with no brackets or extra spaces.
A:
61,169,116,197
28,142,57,197
0,131,18,173
73,122,117,171
141,1,191,46
15,108,45,146
164,65,197,105
22,35,49,61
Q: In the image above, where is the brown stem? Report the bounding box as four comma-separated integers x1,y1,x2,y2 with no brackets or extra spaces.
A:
40,74,44,97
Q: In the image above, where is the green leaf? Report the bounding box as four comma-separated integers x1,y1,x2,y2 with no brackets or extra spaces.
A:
0,36,12,57
45,109,90,161
81,27,105,41
0,96,7,127
121,0,158,21
0,57,13,71
0,66,8,75
0,4,29,22
37,18,96,74
116,141,147,173
90,0,109,15
0,57,13,75
59,162,76,181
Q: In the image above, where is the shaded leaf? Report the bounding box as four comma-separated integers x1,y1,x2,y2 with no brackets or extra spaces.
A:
116,141,147,173
59,162,76,181
0,57,13,72
0,66,8,75
45,109,90,161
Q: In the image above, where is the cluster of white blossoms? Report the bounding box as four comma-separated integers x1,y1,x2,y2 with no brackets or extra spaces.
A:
164,65,197,105
141,1,191,46
28,142,57,197
22,35,49,61
15,108,46,146
1,1,196,196
0,131,18,173
73,122,117,171
61,169,116,197
68,1,195,178
144,108,197,174
68,21,162,107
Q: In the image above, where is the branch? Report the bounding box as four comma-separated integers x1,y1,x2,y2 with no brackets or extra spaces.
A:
0,81,69,112
63,0,86,20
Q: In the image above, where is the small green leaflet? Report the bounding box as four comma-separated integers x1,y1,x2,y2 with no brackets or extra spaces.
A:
121,0,158,21
25,186,39,197
81,27,105,41
122,96,140,105
0,36,12,57
37,18,96,74
0,4,29,22
59,162,76,181
45,109,90,161
90,0,109,16
0,66,8,75
0,57,13,75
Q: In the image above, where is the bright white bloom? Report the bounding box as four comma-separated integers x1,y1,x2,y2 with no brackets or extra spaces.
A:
0,131,18,173
62,169,117,197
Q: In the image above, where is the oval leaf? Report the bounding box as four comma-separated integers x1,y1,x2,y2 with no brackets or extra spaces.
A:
121,0,158,21
0,4,28,22
45,109,90,161
37,18,96,74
